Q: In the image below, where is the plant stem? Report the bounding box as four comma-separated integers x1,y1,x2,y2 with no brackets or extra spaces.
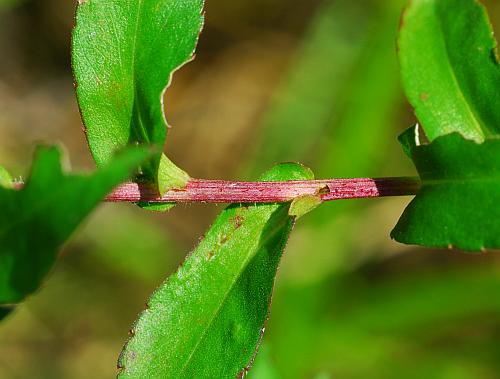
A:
106,177,420,203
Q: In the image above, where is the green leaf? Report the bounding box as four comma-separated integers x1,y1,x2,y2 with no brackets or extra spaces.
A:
72,0,203,194
0,146,149,304
399,0,500,142
0,166,13,189
118,163,314,378
289,195,322,219
135,154,190,211
135,201,175,212
391,127,500,251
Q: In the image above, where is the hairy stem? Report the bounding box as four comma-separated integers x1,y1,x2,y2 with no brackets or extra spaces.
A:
106,177,420,203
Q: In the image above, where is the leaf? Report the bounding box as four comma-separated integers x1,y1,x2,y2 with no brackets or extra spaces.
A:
135,154,188,211
118,163,314,378
391,127,500,251
289,195,322,219
399,0,500,142
72,0,203,194
0,146,149,304
0,166,13,189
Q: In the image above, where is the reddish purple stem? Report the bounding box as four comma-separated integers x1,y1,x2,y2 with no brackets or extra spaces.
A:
106,177,420,204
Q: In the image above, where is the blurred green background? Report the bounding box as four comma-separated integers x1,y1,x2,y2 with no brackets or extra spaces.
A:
1,0,500,378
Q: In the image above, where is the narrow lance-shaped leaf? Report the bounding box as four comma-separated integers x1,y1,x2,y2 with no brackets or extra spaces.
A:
72,0,203,194
392,127,500,251
399,0,500,142
0,146,149,304
118,163,315,378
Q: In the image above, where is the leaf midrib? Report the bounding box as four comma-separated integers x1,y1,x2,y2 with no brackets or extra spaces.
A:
131,0,151,145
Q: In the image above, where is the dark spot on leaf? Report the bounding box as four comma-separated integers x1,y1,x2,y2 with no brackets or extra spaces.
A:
398,7,407,30
420,93,429,101
231,215,244,229
206,251,215,260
